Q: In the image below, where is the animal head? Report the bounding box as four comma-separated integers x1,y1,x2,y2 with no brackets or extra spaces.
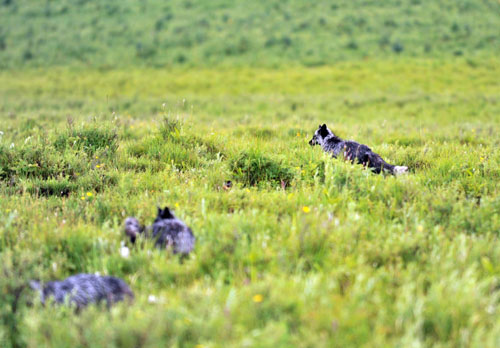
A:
124,217,142,243
308,124,333,146
156,206,175,220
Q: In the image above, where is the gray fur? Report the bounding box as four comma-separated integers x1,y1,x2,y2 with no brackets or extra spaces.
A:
30,274,134,309
309,124,408,175
124,217,142,244
125,206,195,255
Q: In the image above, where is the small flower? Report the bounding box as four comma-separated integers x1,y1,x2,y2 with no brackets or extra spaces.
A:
148,295,158,303
252,294,263,303
80,196,85,200
417,225,424,232
296,132,301,137
302,206,310,213
86,192,93,197
175,202,180,208
120,241,130,258
96,164,101,168
95,156,99,159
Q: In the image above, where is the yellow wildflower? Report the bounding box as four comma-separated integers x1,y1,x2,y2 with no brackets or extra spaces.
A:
252,294,263,303
86,192,93,197
302,206,310,213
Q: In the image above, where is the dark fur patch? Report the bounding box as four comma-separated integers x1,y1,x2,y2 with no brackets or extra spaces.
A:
125,206,195,255
32,274,133,309
309,124,407,175
319,124,329,138
156,206,174,220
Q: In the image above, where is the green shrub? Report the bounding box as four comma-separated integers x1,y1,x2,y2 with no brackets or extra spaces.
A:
158,116,182,141
26,178,75,197
53,126,118,156
229,150,294,187
0,143,70,181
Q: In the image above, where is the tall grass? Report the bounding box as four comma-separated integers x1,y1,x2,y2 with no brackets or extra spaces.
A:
0,61,499,346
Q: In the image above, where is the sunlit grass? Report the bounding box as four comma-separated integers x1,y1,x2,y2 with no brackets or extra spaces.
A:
0,60,499,347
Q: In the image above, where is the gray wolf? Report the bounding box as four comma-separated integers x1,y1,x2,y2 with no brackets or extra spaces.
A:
125,206,195,255
309,124,408,175
30,273,134,309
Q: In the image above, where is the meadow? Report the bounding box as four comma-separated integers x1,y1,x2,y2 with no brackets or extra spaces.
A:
1,0,499,68
1,0,500,347
1,59,500,347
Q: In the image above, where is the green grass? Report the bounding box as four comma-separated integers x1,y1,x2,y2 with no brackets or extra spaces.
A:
1,58,500,347
0,0,499,68
1,0,500,346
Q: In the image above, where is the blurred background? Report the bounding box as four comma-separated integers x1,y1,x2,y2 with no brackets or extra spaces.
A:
0,0,498,69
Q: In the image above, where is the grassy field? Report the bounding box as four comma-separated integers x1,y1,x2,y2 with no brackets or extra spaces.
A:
1,0,499,68
1,59,500,347
1,0,500,347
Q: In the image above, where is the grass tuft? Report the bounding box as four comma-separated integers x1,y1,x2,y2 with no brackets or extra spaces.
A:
229,149,294,187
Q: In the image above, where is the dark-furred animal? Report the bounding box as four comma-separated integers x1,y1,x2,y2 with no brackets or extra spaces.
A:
29,274,134,309
309,124,408,175
125,206,195,255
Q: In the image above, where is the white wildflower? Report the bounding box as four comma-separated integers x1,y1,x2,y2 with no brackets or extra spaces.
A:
148,295,158,303
120,241,130,259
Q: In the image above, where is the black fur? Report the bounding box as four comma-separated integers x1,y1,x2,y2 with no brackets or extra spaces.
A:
309,124,408,175
155,207,174,221
125,206,195,255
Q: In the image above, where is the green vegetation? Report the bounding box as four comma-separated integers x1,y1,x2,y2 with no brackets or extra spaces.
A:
0,0,499,68
1,61,499,347
1,0,500,347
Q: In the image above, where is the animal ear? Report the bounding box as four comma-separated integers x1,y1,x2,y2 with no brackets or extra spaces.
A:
157,207,162,217
319,124,329,137
160,206,174,219
318,124,322,128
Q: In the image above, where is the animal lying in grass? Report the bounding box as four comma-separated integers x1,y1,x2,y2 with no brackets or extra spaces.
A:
309,124,408,175
30,274,134,309
125,206,195,255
